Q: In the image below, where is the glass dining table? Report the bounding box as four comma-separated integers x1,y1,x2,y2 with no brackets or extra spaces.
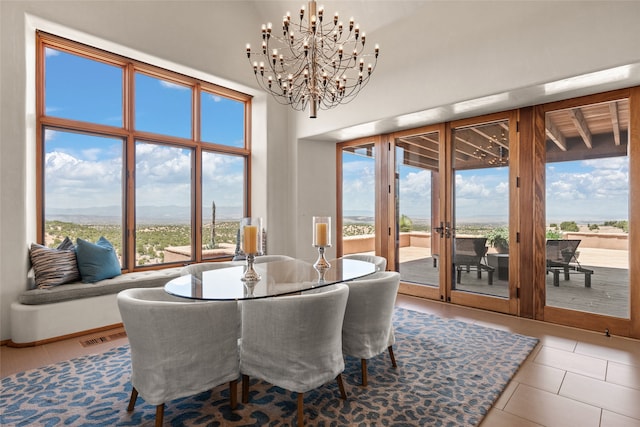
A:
164,258,378,300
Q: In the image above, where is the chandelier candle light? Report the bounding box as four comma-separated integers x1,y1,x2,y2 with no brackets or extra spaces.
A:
240,217,263,282
246,0,379,118
313,216,331,270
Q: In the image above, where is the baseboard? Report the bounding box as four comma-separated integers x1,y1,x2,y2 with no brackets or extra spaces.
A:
5,323,123,348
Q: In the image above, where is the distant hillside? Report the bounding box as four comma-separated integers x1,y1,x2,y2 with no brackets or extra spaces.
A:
47,205,243,225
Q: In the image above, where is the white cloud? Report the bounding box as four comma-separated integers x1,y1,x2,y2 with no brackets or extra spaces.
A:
207,94,223,102
342,158,375,214
546,158,629,222
45,150,122,209
159,80,188,90
45,142,245,211
45,47,60,57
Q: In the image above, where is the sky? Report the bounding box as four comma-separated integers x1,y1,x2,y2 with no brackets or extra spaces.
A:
342,150,629,225
44,46,245,221
44,47,630,225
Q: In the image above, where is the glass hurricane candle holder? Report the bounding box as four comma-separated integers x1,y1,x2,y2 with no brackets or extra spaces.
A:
312,216,331,271
240,217,263,282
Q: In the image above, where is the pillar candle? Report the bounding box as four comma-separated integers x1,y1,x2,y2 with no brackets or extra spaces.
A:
244,225,258,254
316,222,328,246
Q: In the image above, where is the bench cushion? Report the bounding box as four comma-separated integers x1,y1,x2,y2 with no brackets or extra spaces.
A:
19,268,182,305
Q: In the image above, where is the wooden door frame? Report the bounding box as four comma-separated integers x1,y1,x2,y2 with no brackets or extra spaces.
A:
386,124,446,302
336,136,384,259
447,110,520,315
336,85,639,339
533,87,639,338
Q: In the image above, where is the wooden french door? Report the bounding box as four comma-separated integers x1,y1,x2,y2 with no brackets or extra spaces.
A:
338,86,638,337
534,87,640,338
445,112,519,314
386,124,446,301
385,113,520,315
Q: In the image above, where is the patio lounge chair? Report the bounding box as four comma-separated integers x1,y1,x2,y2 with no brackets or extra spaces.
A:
454,237,494,285
545,239,593,287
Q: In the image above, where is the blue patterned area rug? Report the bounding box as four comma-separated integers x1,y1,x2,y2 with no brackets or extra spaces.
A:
1,308,538,426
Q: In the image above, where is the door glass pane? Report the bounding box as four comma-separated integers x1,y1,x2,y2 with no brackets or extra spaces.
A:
452,120,510,297
45,47,123,126
135,142,192,266
342,143,376,257
135,73,192,138
201,91,245,147
545,99,630,318
201,151,246,259
43,129,124,263
396,131,439,286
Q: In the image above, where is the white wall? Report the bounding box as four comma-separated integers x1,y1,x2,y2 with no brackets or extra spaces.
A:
294,1,640,140
0,1,292,340
2,1,640,341
290,0,640,265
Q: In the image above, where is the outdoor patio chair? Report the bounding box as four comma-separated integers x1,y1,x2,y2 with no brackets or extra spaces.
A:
545,239,593,287
454,237,494,285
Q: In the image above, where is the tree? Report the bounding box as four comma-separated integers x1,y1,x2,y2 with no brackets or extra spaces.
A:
399,215,413,232
485,227,509,253
560,221,579,232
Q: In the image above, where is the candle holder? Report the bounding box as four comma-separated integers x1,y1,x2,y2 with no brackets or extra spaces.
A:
240,217,263,282
242,253,261,282
312,216,332,271
313,246,331,271
243,279,257,297
315,264,327,284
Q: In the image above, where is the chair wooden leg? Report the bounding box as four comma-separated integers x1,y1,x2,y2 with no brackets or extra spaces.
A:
388,345,397,368
155,404,164,427
361,358,368,386
127,387,138,412
297,392,304,427
242,374,250,404
229,379,238,409
336,374,347,400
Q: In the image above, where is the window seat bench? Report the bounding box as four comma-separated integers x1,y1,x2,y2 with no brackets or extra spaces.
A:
9,267,182,346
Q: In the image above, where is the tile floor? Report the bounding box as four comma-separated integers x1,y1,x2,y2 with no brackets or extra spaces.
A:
2,295,639,427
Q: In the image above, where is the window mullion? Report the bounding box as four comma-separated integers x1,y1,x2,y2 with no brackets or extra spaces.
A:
124,63,136,271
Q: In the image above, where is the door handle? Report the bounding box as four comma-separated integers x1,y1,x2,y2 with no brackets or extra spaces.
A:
444,222,454,238
433,222,445,238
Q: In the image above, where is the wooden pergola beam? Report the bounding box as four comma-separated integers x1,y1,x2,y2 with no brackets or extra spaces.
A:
545,116,567,151
568,108,593,148
470,127,509,150
609,101,621,146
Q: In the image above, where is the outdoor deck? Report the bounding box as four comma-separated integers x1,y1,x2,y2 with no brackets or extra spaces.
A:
397,246,630,319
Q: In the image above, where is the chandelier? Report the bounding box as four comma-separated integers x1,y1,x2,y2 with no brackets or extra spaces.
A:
246,1,379,118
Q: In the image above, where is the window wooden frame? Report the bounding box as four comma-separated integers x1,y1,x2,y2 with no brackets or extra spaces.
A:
36,32,252,271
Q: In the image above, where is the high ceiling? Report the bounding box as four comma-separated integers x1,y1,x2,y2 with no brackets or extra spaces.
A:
247,2,640,142
348,98,630,171
251,1,425,35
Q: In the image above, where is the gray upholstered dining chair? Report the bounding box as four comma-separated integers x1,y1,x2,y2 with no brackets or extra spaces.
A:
240,284,350,427
117,288,240,427
251,254,295,264
342,271,400,386
341,253,387,272
179,261,235,278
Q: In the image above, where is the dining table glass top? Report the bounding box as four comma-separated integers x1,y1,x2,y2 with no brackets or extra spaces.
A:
164,258,378,300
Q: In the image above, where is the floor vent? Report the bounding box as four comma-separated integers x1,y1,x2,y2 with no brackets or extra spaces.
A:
80,331,127,347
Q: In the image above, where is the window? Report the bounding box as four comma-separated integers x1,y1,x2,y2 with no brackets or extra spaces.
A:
37,32,251,270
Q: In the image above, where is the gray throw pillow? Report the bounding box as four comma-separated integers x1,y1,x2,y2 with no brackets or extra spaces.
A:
29,237,81,289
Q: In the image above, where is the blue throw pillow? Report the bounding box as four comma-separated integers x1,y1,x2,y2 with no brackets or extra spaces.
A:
76,236,122,283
